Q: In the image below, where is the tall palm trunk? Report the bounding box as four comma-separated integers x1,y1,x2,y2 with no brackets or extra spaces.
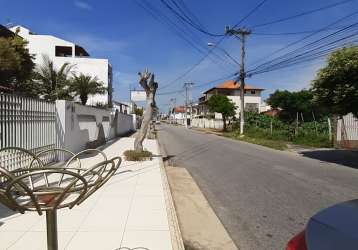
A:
80,94,88,105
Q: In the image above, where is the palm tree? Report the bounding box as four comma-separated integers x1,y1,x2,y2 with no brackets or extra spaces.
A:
35,55,74,101
70,73,107,105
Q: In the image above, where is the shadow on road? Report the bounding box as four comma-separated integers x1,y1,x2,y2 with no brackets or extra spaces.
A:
301,149,358,169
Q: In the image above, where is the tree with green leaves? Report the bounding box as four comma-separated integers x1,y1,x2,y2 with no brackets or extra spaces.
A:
266,89,326,122
70,73,107,105
0,32,37,96
34,55,74,101
312,46,358,118
134,106,144,116
207,94,236,131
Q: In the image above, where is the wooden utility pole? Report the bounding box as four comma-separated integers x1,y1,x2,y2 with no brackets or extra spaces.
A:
225,27,251,135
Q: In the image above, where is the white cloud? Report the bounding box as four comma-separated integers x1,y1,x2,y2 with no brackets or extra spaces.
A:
74,1,92,10
65,33,127,54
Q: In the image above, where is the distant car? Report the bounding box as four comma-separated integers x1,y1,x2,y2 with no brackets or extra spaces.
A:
286,199,358,250
155,120,161,124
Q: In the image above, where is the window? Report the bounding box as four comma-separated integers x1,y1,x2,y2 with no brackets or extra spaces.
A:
55,46,72,57
251,90,256,94
245,103,259,113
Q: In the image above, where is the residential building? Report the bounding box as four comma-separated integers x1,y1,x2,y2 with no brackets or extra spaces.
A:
198,80,264,117
259,102,272,113
113,101,130,114
10,25,113,106
261,108,281,117
170,106,187,120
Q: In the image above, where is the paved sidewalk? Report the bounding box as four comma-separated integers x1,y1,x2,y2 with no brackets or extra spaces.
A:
0,138,173,250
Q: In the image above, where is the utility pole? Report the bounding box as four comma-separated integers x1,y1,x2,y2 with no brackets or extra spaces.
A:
169,97,176,124
184,82,194,128
225,27,251,135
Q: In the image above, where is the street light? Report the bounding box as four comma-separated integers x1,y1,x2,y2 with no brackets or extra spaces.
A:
207,43,241,67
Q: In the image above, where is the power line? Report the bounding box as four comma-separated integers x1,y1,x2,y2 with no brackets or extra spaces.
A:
248,23,358,75
248,10,358,68
251,26,349,36
175,0,206,30
233,0,269,28
160,0,224,37
158,0,269,90
134,0,236,73
251,0,356,28
250,30,358,75
250,36,358,75
157,73,237,96
134,0,206,55
249,22,358,73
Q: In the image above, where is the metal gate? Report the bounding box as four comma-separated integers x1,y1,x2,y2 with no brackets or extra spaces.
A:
0,93,57,170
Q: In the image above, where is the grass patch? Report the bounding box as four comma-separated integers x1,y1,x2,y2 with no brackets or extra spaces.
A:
224,131,288,150
224,126,332,150
292,133,332,148
123,149,153,161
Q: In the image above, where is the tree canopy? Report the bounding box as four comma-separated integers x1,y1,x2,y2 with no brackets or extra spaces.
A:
70,73,107,105
0,33,36,96
207,94,236,131
266,89,325,122
34,55,74,101
312,46,358,117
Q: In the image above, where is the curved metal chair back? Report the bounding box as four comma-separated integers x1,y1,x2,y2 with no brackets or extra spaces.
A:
0,147,121,213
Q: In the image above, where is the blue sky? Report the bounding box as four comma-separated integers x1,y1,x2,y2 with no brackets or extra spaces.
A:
1,0,357,111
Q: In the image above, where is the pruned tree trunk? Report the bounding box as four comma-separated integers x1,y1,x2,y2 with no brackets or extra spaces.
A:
134,69,158,151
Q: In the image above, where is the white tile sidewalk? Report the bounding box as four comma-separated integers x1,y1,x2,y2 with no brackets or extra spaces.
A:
0,138,173,250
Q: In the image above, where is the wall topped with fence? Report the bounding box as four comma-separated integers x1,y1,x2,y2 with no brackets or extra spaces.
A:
0,94,57,170
0,93,134,171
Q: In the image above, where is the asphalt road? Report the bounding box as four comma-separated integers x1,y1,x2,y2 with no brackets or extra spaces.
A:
157,124,358,250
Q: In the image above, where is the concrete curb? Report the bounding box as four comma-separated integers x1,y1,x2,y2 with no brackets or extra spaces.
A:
156,140,185,250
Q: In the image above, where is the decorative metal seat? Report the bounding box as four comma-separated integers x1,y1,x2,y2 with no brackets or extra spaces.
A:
0,147,121,250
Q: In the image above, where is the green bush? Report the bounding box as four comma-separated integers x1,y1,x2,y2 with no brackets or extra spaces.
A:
123,150,153,161
230,112,332,149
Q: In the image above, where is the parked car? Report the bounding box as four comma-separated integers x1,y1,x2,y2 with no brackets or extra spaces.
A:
155,120,161,124
286,199,358,250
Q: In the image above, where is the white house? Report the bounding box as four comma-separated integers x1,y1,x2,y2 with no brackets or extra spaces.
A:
198,80,264,117
10,25,113,106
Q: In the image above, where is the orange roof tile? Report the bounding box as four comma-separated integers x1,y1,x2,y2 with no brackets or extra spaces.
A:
217,80,264,90
174,106,185,113
203,80,264,94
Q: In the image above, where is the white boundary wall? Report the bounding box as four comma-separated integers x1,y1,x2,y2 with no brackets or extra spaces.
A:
191,118,224,129
56,100,134,153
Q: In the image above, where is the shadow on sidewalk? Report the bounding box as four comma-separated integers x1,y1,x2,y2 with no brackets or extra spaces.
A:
300,149,358,169
0,203,18,225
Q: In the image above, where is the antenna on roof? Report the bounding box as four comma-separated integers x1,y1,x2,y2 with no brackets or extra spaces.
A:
5,18,14,28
